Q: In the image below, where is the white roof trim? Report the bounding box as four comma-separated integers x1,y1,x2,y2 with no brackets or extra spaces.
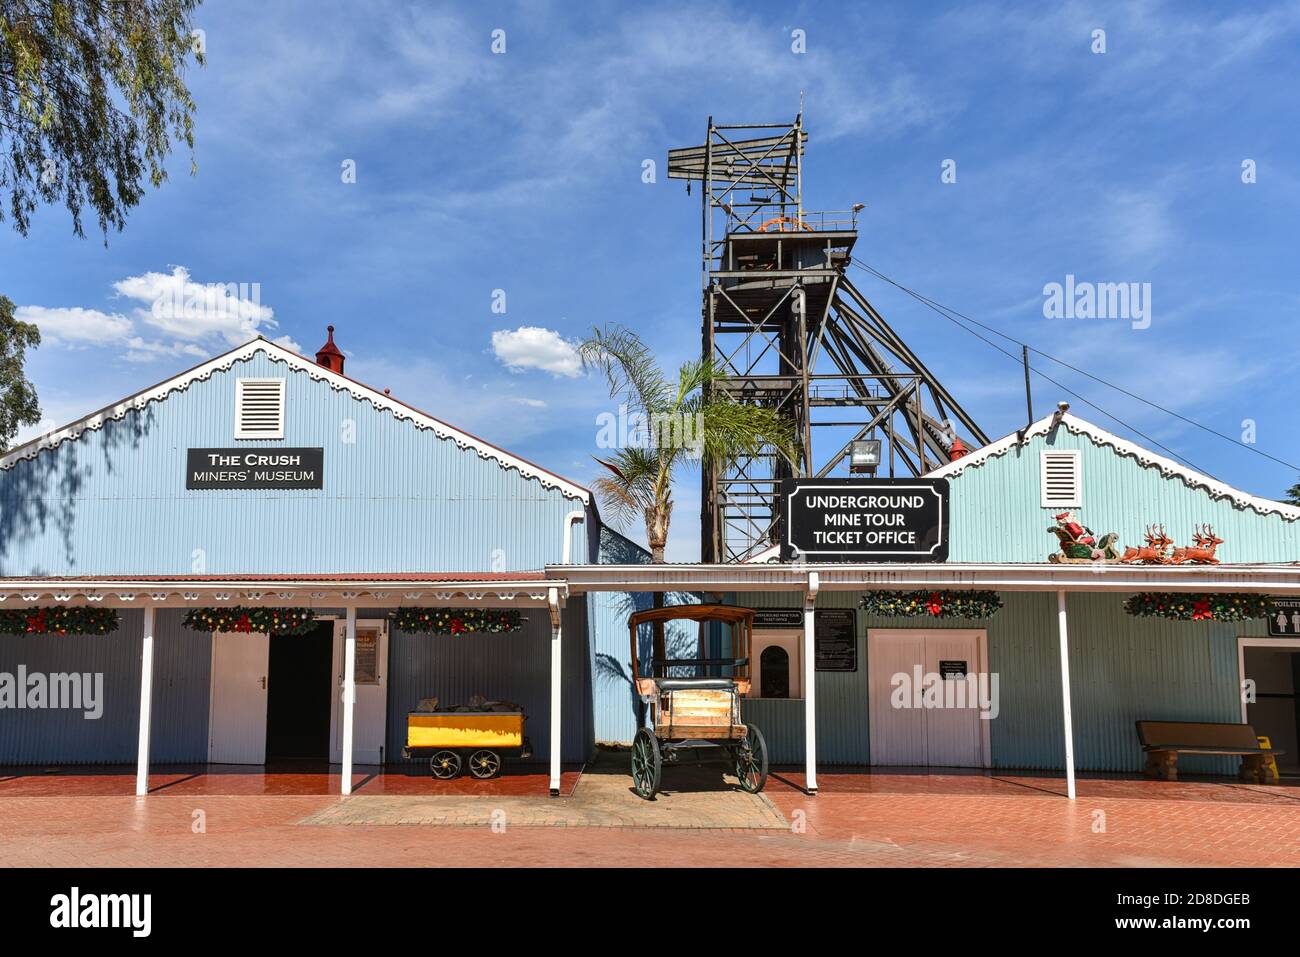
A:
547,561,1300,594
926,411,1300,523
0,338,590,503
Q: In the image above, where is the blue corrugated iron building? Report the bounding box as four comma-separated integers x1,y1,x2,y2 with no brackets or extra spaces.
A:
2,331,1298,781
0,333,643,768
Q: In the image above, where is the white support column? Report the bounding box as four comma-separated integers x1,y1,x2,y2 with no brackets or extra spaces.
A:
135,606,156,797
804,571,820,794
340,606,357,796
548,587,563,797
1056,589,1077,800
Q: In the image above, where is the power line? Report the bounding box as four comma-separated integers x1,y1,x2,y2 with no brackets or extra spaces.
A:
850,257,1300,475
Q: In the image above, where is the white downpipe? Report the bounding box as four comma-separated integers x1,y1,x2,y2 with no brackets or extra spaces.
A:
135,606,156,797
804,571,820,794
341,606,357,796
1056,590,1077,800
551,510,585,797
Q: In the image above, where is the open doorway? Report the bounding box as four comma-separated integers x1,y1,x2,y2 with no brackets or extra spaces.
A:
1240,639,1300,776
265,620,335,762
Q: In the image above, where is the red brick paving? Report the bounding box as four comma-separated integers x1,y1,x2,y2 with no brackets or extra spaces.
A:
1,764,1297,867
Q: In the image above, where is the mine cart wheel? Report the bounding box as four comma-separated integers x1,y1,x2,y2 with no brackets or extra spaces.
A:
429,750,462,779
468,749,502,780
734,725,769,794
631,728,662,800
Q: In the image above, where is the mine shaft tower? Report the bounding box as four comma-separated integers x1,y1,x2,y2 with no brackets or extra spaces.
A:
669,112,990,563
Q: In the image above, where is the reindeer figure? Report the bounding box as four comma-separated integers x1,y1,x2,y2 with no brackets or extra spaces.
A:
1120,525,1174,564
1170,525,1224,565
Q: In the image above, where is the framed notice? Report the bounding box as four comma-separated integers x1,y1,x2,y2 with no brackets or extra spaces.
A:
750,607,857,672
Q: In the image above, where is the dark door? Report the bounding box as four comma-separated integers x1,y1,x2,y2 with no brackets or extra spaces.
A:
265,620,334,761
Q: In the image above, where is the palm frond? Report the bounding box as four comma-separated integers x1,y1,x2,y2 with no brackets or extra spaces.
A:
579,324,672,415
591,448,660,530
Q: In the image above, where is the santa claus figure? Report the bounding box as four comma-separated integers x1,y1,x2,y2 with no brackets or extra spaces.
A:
1054,511,1095,545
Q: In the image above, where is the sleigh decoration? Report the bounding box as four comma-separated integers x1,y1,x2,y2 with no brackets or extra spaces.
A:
1047,516,1226,566
1047,511,1121,563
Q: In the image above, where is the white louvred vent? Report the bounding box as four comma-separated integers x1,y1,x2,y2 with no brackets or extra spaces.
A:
234,378,286,439
1040,450,1081,507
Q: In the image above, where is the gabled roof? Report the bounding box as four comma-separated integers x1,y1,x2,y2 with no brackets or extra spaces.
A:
0,337,591,503
927,410,1300,522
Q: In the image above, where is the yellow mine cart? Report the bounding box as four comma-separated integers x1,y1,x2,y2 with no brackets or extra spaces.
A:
402,709,532,780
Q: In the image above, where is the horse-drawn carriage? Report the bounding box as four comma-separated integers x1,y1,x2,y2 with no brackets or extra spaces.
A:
627,604,768,800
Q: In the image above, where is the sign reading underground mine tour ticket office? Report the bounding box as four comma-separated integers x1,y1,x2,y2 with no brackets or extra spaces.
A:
186,448,324,490
780,478,949,562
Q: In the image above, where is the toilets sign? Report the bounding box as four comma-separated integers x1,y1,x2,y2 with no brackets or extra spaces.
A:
186,448,324,490
780,478,949,562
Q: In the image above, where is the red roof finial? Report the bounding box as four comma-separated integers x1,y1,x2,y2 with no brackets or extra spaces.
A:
316,325,344,374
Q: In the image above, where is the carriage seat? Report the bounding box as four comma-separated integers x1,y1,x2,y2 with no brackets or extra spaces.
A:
656,678,735,691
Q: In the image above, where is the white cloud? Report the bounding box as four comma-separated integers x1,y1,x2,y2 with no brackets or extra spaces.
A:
17,266,301,364
510,397,549,409
112,266,283,346
491,326,582,378
15,306,133,346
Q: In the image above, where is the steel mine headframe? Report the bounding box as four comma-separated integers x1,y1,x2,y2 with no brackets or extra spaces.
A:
668,113,990,564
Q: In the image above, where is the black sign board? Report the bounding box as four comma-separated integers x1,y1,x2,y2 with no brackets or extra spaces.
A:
938,659,968,680
186,448,324,490
753,609,803,628
780,478,949,563
751,607,857,672
814,609,857,672
1267,598,1300,637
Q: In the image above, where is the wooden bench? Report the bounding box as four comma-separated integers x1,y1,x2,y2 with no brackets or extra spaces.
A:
1135,720,1284,783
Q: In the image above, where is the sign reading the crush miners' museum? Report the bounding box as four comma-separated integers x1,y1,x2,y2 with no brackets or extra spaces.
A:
780,478,949,563
186,448,324,490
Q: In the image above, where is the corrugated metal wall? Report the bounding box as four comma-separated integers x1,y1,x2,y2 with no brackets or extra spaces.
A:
0,349,588,575
0,609,210,764
2,603,596,766
726,590,1250,773
944,425,1300,563
385,601,591,764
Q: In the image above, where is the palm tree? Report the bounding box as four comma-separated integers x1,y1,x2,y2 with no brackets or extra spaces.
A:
580,323,798,562
1286,481,1300,507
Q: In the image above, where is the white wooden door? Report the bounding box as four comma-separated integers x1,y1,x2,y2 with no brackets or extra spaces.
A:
923,630,988,768
868,629,990,768
868,631,927,765
330,620,390,764
208,632,270,764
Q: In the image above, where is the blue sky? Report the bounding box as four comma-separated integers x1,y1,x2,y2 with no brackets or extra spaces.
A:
3,0,1299,561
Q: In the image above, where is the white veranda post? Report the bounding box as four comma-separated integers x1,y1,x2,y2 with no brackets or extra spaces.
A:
341,606,357,796
135,606,157,797
1057,590,1077,800
548,587,563,797
804,572,819,794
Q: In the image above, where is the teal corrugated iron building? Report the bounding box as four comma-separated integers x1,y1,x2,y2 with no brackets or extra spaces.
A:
2,329,1297,784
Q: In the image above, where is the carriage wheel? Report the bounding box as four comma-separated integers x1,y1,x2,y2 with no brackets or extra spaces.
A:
468,750,502,780
631,728,662,800
429,750,461,779
734,725,769,794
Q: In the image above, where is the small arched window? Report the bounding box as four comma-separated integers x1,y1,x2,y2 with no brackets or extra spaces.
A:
761,645,791,699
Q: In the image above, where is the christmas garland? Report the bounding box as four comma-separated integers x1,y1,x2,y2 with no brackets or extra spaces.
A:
0,606,120,636
1123,593,1270,622
183,607,317,635
860,590,1004,619
394,607,524,635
